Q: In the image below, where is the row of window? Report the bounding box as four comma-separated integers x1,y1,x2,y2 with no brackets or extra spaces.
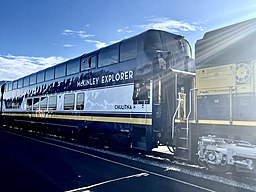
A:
6,55,96,92
7,37,137,92
26,93,85,111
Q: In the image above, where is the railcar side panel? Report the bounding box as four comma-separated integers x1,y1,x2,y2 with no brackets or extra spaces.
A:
1,29,194,152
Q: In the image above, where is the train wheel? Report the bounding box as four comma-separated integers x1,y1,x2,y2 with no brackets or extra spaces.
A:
110,134,131,150
205,151,232,172
77,129,91,144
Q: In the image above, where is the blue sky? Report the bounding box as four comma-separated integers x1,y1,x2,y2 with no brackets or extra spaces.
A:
0,0,256,80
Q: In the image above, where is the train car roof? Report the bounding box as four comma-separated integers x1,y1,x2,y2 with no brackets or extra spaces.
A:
199,18,256,41
9,29,183,83
195,18,256,69
0,81,7,86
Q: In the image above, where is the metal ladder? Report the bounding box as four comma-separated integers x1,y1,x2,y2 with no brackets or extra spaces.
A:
174,126,191,161
172,89,195,161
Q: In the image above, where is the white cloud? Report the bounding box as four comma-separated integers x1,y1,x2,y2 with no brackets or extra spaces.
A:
62,28,122,50
140,17,204,33
62,18,204,52
62,29,94,39
85,40,107,49
117,17,204,35
117,26,133,33
85,39,122,49
110,40,121,44
63,44,76,48
0,54,67,80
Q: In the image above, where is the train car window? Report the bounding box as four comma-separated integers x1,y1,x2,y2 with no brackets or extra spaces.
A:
98,43,119,67
48,96,57,110
30,73,37,85
76,92,84,110
160,32,179,53
5,83,8,92
11,99,20,109
37,70,45,83
67,57,80,75
45,67,55,81
13,81,18,90
8,82,12,91
18,78,23,88
24,76,30,87
120,37,137,62
40,97,48,110
64,94,75,110
144,31,163,53
55,62,66,78
33,98,40,110
81,55,96,71
26,99,32,110
154,79,162,104
133,80,150,104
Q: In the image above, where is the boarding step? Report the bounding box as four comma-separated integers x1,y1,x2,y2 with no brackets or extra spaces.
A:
174,147,190,161
178,127,189,138
133,136,147,150
135,141,146,150
176,138,188,148
174,127,191,161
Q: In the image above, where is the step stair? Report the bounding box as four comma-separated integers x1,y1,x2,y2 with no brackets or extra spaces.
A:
133,136,147,150
174,126,191,161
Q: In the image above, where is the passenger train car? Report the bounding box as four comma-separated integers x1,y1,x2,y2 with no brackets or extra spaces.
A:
1,19,256,172
0,30,194,152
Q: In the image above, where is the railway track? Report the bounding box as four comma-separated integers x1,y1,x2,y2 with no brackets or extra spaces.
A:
1,125,256,191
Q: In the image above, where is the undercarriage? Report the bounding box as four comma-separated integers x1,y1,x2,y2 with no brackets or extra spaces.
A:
198,135,256,172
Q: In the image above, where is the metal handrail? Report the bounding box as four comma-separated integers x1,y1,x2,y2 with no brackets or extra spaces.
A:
186,89,197,129
171,93,181,139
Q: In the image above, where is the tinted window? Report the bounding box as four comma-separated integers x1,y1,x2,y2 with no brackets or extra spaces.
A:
64,94,75,110
33,98,40,110
30,73,37,85
76,93,84,110
12,100,20,109
133,80,150,104
81,55,96,71
18,78,23,88
67,57,80,75
48,96,57,110
98,43,119,67
45,67,55,81
120,37,137,62
40,97,48,110
5,83,8,91
27,99,32,110
24,76,30,87
144,31,163,56
160,32,178,52
55,62,66,78
8,82,12,91
37,70,45,83
13,81,18,90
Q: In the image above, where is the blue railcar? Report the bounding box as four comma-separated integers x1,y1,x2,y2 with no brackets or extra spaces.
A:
2,20,256,173
0,29,194,151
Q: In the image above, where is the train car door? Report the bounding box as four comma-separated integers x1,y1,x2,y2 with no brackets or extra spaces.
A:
131,79,152,151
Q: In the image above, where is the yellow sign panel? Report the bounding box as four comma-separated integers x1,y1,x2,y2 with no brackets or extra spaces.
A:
196,61,256,95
